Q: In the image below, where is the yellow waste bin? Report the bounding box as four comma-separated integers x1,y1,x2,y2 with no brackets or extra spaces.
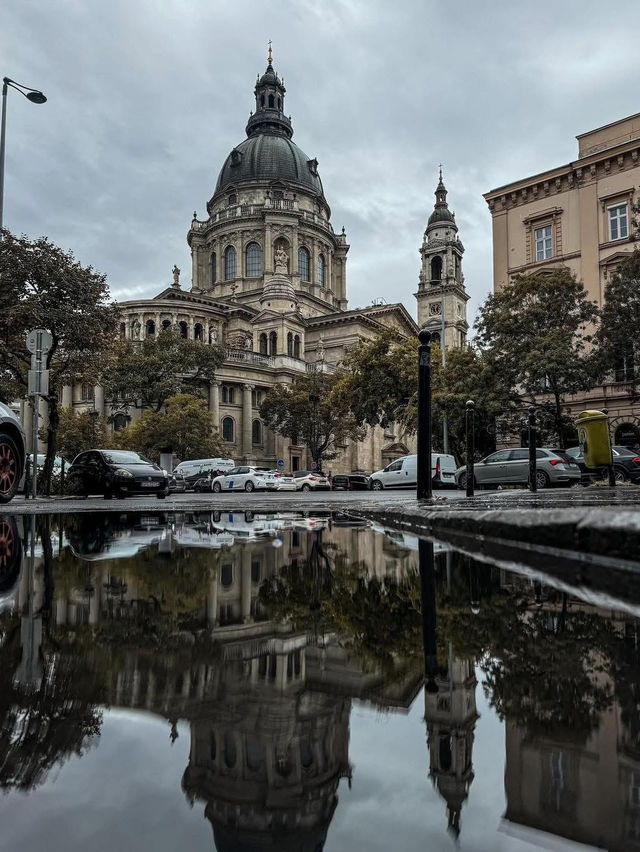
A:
576,410,612,468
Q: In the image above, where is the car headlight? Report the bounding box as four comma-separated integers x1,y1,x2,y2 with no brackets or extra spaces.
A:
114,468,133,478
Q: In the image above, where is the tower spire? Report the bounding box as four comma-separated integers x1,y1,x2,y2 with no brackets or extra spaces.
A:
268,39,273,65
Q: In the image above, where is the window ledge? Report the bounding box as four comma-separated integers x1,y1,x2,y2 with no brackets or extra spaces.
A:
599,236,635,250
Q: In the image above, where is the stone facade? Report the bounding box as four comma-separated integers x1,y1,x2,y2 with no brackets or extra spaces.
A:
484,113,640,447
36,55,419,473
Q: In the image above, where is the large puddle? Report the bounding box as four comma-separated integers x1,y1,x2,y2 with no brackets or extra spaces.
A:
1,510,639,851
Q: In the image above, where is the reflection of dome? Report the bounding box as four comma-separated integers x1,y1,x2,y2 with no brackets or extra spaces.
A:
212,821,329,852
215,135,324,198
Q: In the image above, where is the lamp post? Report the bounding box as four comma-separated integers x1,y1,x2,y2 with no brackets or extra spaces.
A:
1,77,47,234
441,281,448,454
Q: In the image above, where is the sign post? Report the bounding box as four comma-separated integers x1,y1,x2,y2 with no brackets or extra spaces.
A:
25,329,52,499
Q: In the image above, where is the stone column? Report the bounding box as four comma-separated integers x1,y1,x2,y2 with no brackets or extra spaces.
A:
209,381,220,431
188,317,194,339
217,242,223,284
292,227,299,276
328,249,333,293
242,384,254,461
61,385,73,407
191,246,198,290
311,239,318,287
265,224,273,273
155,311,161,333
94,385,105,416
241,549,252,623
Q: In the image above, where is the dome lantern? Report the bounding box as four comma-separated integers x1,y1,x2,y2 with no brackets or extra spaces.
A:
246,43,292,140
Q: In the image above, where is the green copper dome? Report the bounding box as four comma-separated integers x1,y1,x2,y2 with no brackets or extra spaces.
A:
426,171,457,231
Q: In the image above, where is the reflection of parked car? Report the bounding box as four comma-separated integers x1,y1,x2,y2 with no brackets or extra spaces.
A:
331,474,370,491
564,444,640,484
67,450,169,499
455,448,581,490
0,402,26,503
293,471,331,491
0,516,22,610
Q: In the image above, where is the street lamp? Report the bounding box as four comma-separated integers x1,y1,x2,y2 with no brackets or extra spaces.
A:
0,77,47,234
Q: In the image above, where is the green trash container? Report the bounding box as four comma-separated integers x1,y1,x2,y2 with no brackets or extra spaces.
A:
576,410,612,468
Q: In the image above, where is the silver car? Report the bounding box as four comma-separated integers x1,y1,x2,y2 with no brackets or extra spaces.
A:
0,402,26,503
455,447,581,490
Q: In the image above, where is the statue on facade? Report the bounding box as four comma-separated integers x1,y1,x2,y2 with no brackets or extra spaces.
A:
209,325,218,344
317,337,325,362
244,336,252,350
132,319,141,340
274,246,289,274
172,265,180,288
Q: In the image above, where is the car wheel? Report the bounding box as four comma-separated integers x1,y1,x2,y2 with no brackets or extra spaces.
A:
0,516,22,592
371,480,383,491
156,490,167,499
103,489,113,500
245,481,255,492
213,482,222,493
535,470,549,489
458,473,467,490
301,483,311,492
0,432,22,504
614,468,628,483
116,490,127,499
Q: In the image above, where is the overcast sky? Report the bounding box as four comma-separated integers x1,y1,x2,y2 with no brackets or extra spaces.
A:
4,0,640,329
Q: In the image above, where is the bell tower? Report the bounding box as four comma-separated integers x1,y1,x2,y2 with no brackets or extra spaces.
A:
415,170,469,348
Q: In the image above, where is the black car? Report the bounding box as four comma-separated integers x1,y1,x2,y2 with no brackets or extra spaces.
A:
192,477,211,493
168,472,188,493
564,445,640,484
68,450,169,499
331,474,370,491
0,402,26,504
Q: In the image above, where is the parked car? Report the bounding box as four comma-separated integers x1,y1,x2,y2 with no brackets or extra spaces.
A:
67,449,169,499
455,447,581,490
293,471,331,491
263,470,297,491
551,447,595,485
173,457,235,487
211,466,269,492
167,472,188,493
565,444,640,484
331,473,370,491
369,453,457,490
0,402,26,504
192,477,211,493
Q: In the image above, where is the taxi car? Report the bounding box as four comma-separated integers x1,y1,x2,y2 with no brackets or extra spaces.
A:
211,466,269,493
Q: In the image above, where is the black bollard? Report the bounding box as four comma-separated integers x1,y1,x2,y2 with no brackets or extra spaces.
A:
528,406,537,493
419,538,438,693
465,400,475,497
417,329,433,501
24,455,31,499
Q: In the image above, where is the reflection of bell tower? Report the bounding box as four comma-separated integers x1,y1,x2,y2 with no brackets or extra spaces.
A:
424,647,478,838
415,170,470,347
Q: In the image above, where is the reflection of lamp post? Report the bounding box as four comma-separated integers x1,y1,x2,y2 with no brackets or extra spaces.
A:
1,77,47,233
309,391,320,471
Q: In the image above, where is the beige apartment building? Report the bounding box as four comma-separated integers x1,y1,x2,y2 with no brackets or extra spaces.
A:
484,114,640,447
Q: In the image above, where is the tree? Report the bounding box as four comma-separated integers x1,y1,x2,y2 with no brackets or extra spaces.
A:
596,250,640,398
475,268,600,447
103,328,226,413
42,407,112,462
116,393,225,461
260,372,365,468
0,230,119,490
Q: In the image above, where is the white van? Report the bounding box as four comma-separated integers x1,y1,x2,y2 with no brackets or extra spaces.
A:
173,458,235,485
369,453,457,490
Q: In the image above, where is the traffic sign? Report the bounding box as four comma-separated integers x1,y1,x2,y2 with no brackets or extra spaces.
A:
277,459,285,468
311,462,317,470
26,329,53,355
28,369,49,397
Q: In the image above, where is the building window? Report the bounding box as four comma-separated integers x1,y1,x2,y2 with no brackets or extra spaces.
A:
222,417,234,442
251,560,262,583
146,319,155,338
535,225,553,261
252,419,262,445
273,189,284,200
614,348,635,383
430,256,442,281
317,253,326,286
294,334,301,358
224,245,236,280
162,319,172,331
252,389,263,407
268,94,275,108
245,242,262,277
81,385,94,402
298,247,310,281
259,333,268,355
194,323,203,341
287,332,293,356
179,321,188,339
609,203,629,241
210,252,217,286
269,331,277,355
228,193,237,206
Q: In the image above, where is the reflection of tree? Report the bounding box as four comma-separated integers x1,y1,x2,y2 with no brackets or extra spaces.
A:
0,622,104,791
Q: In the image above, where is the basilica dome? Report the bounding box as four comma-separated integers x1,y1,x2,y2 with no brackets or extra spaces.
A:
215,134,324,197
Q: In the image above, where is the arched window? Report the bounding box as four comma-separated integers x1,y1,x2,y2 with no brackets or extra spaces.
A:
431,331,441,344
245,242,262,277
222,417,234,442
259,333,268,355
221,563,233,587
287,332,293,356
179,321,188,339
224,731,237,768
113,413,128,432
194,323,203,341
273,189,284,200
162,319,172,331
298,246,310,281
228,193,237,206
146,320,155,338
317,253,326,286
268,94,275,108
252,420,262,445
277,97,281,110
210,252,217,286
224,245,236,280
260,94,265,107
431,256,442,281
222,386,228,404
293,335,301,359
268,331,277,355
228,387,235,404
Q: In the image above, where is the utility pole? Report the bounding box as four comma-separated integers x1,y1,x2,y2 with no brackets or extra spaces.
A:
441,282,448,453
